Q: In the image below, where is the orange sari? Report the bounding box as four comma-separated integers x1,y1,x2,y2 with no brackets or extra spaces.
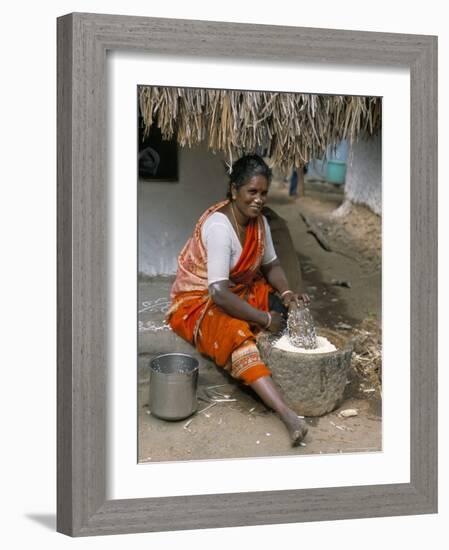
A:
166,201,272,384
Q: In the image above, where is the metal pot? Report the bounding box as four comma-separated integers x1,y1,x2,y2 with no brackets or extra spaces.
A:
149,353,199,421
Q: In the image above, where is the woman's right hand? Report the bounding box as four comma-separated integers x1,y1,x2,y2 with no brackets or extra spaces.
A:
266,310,284,333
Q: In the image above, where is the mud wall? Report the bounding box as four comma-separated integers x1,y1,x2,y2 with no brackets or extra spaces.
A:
345,132,382,215
138,143,227,277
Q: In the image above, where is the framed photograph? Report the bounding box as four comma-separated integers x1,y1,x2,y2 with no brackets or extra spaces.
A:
57,13,437,536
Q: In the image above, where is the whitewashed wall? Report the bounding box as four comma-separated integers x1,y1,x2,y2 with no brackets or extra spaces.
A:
138,143,227,276
345,132,382,215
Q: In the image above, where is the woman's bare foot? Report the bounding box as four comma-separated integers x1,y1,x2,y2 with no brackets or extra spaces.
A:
282,408,309,446
249,377,309,447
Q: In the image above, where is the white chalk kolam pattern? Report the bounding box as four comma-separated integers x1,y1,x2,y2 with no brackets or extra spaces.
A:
138,298,171,332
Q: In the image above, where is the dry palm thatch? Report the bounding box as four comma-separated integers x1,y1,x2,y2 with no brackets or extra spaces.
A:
139,86,381,174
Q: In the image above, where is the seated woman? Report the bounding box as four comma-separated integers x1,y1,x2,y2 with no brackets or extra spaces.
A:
166,155,309,445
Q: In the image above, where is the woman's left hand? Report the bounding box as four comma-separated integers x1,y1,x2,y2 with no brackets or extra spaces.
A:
282,291,311,308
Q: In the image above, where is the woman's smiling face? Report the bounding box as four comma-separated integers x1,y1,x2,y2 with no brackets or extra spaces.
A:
232,175,269,221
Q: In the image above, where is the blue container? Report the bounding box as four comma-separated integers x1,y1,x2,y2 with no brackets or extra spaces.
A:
326,160,347,184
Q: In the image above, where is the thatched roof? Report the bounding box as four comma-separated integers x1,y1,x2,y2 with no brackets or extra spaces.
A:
139,86,381,173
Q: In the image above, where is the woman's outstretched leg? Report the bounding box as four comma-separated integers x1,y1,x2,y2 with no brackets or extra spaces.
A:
250,376,308,446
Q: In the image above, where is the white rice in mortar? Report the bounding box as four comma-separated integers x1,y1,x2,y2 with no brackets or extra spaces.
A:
274,335,336,354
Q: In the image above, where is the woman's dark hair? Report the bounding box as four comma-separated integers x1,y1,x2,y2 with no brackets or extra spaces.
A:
226,155,272,199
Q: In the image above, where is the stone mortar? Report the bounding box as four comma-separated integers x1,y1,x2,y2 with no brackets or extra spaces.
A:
258,328,353,416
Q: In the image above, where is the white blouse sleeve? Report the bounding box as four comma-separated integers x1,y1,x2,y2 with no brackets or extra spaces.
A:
203,222,233,285
261,216,277,265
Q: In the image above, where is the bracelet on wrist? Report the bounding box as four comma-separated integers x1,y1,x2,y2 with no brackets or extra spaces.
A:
280,289,293,299
264,311,272,329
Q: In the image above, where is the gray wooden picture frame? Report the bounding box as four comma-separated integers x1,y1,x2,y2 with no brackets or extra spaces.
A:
57,12,438,537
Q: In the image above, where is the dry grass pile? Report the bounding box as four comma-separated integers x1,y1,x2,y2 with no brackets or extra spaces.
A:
139,86,381,174
350,317,382,394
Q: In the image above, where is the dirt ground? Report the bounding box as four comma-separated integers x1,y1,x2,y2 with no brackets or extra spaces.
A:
138,176,382,463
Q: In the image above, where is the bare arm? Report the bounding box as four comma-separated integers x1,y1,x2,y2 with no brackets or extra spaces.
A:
209,280,268,326
261,259,290,295
209,281,284,333
261,259,310,307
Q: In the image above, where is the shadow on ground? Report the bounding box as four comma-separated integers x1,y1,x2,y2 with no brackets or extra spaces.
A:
25,514,56,531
